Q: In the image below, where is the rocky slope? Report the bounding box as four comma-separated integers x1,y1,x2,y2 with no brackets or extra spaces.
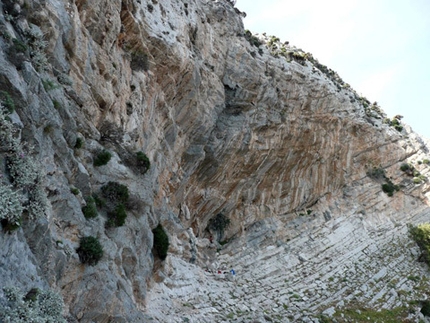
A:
1,0,430,322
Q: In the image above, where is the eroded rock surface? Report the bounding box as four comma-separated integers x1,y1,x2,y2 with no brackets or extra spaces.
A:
1,0,430,322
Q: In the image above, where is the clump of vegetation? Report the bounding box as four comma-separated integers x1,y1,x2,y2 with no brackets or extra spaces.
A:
423,159,430,165
82,196,98,219
92,193,106,208
0,91,15,112
42,79,58,91
74,137,84,149
207,213,231,239
136,151,150,173
382,180,400,197
244,30,262,48
421,300,430,317
0,184,24,232
400,163,412,172
70,187,80,195
101,181,129,227
1,105,48,223
106,204,127,227
400,163,423,181
93,149,112,166
152,224,169,260
366,165,399,197
384,115,404,132
0,287,67,323
100,181,129,204
409,223,430,266
52,99,61,109
77,236,104,266
333,305,410,322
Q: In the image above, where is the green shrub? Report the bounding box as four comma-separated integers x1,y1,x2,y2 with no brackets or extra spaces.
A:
136,151,150,171
74,137,84,149
52,100,61,109
70,187,80,195
421,300,430,317
0,287,66,323
77,236,104,265
207,213,230,238
92,193,106,208
152,224,169,260
0,183,23,232
244,30,262,48
400,163,411,172
42,79,58,91
101,181,129,204
409,223,430,266
423,159,430,165
418,160,423,165
382,180,399,197
93,149,112,166
413,177,422,184
106,203,127,227
82,196,98,219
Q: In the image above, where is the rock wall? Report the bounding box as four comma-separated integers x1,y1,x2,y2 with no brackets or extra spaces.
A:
1,0,430,322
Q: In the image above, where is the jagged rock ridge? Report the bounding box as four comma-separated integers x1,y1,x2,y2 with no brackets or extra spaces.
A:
1,0,430,322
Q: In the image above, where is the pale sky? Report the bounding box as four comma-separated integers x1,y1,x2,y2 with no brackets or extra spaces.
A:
237,0,430,138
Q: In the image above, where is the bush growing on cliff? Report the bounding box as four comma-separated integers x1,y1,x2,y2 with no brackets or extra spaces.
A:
244,30,262,48
136,151,150,173
0,287,67,323
77,236,104,265
106,203,127,227
152,224,169,260
0,104,48,223
100,181,130,227
93,149,112,166
101,181,129,204
207,213,231,238
409,223,430,266
0,183,23,232
381,180,399,197
82,196,98,219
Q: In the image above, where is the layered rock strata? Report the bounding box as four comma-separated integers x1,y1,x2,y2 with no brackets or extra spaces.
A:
0,0,429,322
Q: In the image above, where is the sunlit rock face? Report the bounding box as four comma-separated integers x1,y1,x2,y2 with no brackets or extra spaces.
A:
1,0,430,321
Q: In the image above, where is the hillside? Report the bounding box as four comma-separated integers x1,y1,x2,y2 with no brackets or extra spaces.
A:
1,0,430,322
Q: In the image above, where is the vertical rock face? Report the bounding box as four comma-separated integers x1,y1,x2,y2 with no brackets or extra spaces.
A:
1,0,430,322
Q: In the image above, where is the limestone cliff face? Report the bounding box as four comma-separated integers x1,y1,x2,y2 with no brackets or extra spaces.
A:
1,0,430,322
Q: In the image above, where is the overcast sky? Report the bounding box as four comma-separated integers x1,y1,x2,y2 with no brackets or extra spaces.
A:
237,0,430,138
